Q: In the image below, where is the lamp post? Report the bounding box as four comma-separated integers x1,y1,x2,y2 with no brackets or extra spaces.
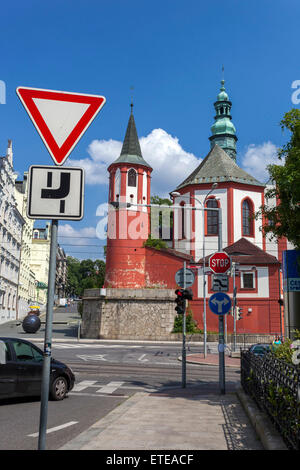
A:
171,182,219,358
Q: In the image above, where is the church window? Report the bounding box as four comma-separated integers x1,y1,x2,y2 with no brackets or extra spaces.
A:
206,198,219,235
179,202,185,239
128,169,137,187
242,198,254,236
241,272,255,289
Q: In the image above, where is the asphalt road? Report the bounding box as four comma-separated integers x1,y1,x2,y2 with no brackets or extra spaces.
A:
0,305,240,450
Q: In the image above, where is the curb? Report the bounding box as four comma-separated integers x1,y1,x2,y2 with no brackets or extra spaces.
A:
236,387,288,450
178,355,240,368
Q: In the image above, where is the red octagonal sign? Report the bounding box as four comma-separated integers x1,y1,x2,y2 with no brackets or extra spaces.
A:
209,252,231,274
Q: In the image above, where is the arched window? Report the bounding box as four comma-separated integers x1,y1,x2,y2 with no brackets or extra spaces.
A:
128,169,137,187
206,198,219,235
242,198,254,236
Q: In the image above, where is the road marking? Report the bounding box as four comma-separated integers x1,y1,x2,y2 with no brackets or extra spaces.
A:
76,354,107,362
72,380,97,392
69,392,129,398
96,381,124,394
138,354,148,362
28,421,78,437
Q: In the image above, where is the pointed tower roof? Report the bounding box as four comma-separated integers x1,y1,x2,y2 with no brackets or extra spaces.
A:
175,144,265,190
110,105,152,169
209,78,238,161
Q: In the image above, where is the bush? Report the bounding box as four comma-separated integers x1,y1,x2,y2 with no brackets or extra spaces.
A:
172,313,198,334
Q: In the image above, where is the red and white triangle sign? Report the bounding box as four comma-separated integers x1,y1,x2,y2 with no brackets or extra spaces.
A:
16,87,106,165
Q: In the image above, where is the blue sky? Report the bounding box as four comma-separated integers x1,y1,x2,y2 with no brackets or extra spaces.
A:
1,0,299,259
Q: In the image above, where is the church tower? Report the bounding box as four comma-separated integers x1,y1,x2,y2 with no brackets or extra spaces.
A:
104,106,153,288
209,79,238,161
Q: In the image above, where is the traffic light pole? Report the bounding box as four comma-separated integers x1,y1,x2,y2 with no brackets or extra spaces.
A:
182,262,187,388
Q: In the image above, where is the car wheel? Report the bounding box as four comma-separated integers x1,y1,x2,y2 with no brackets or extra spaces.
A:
50,376,68,401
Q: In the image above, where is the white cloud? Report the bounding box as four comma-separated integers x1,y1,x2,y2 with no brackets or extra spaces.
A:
140,129,199,196
58,223,97,246
241,141,282,182
68,128,200,196
57,224,105,260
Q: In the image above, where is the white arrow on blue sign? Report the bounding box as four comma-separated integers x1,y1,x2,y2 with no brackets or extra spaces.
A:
209,292,232,315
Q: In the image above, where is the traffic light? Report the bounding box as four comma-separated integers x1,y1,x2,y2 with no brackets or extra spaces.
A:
237,307,243,320
175,289,185,315
182,288,193,300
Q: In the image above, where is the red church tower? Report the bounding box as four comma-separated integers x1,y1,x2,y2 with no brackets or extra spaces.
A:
104,105,153,288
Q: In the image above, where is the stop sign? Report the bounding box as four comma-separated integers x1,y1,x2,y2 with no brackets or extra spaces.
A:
209,252,231,274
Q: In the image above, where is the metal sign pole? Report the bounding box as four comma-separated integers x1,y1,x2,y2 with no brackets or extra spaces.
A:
217,207,225,394
219,315,226,395
182,261,187,388
38,219,58,450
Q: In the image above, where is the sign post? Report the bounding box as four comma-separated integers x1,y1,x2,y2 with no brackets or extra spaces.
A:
209,292,231,394
38,220,58,450
17,85,106,450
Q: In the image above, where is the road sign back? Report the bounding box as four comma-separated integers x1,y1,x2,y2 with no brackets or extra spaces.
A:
175,268,195,288
16,87,106,166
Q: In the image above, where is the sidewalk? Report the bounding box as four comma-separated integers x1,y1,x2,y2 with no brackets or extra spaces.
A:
60,352,286,451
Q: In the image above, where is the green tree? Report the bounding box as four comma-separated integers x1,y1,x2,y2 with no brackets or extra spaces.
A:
66,257,106,297
258,109,300,248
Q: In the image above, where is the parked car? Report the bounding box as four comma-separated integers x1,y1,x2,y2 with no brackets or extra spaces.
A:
0,337,75,401
248,343,272,356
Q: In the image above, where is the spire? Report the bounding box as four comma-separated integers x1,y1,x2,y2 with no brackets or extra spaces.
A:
209,77,238,161
109,106,152,169
120,109,143,157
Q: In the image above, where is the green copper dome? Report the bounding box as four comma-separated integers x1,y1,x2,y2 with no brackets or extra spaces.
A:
217,80,229,101
209,79,237,161
211,117,236,135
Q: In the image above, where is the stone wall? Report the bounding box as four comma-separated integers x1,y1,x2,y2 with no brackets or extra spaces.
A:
81,288,178,340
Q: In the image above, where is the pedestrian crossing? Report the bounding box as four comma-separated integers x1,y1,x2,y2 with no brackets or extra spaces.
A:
34,342,144,350
70,380,156,397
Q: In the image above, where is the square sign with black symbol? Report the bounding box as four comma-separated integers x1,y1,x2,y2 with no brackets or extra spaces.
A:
27,165,84,220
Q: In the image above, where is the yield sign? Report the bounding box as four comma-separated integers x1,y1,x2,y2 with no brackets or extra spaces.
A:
16,87,106,165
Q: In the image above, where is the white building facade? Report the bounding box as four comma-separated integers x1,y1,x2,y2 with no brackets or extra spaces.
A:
0,141,25,324
15,173,37,319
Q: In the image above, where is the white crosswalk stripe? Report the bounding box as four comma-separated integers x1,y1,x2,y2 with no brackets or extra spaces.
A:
96,381,124,394
34,342,144,350
71,380,156,395
72,380,98,392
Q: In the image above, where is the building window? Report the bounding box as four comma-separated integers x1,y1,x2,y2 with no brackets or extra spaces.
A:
241,272,255,289
206,198,219,235
178,202,186,239
128,169,137,187
242,199,254,236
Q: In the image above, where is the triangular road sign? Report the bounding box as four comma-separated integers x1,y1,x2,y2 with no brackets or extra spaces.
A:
16,87,106,165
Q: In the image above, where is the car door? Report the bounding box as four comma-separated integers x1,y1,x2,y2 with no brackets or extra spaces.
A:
0,340,17,398
10,340,43,397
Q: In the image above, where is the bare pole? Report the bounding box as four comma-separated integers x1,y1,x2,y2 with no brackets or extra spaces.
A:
182,261,186,388
38,220,58,450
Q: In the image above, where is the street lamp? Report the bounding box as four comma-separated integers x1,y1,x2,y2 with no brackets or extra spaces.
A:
171,182,219,358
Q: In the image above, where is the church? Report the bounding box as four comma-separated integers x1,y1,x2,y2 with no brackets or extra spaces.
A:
102,79,290,336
